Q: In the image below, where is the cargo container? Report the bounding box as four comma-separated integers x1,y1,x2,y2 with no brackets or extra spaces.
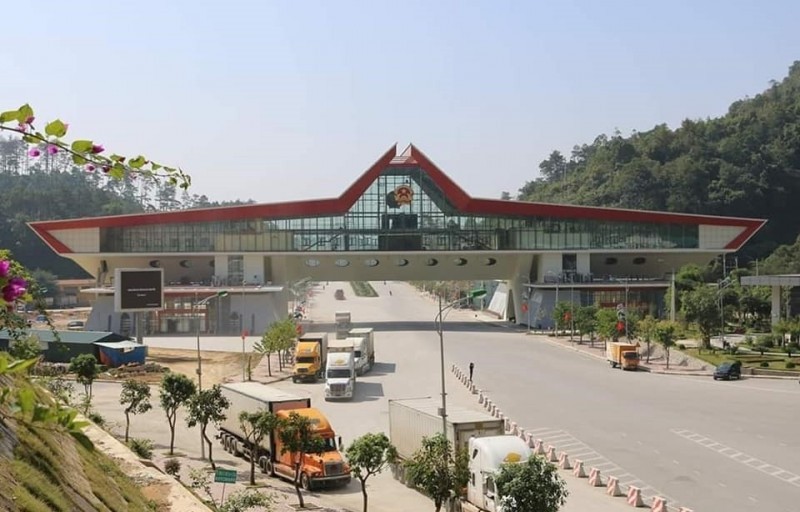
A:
388,397,505,460
348,327,375,375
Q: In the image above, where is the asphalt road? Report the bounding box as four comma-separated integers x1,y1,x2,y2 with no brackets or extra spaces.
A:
349,281,800,512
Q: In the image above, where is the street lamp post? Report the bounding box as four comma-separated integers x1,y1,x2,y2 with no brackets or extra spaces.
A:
624,279,630,340
718,277,732,346
545,271,560,333
194,290,228,459
435,288,487,440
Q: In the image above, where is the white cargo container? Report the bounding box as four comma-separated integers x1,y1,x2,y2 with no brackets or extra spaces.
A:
334,311,351,339
348,327,375,375
388,398,504,460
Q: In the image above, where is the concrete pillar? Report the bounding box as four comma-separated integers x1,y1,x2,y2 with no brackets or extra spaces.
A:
243,255,264,285
214,255,228,283
771,285,782,327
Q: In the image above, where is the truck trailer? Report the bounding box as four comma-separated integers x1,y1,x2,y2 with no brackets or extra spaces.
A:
606,342,640,370
334,311,352,339
388,398,505,460
217,383,351,490
348,327,376,375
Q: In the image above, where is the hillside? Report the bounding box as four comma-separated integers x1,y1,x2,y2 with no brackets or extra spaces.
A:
0,373,163,511
517,61,800,262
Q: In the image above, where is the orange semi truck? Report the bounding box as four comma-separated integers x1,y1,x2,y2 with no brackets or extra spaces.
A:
217,383,351,490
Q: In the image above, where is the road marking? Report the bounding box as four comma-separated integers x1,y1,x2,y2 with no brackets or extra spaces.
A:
520,427,682,508
671,429,800,488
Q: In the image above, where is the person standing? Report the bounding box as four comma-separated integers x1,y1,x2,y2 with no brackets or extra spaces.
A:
469,362,475,382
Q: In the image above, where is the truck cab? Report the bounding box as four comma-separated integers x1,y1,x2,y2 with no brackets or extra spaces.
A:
293,333,329,383
274,408,351,490
325,340,356,400
466,436,531,512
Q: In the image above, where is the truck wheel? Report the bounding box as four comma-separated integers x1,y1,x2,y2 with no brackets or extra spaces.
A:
300,473,311,491
264,458,275,477
292,377,298,383
232,440,242,456
222,436,231,453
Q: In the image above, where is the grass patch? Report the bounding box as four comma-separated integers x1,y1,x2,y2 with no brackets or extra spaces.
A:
350,281,378,297
683,348,800,372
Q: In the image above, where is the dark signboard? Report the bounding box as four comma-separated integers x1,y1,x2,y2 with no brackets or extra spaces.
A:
114,268,164,312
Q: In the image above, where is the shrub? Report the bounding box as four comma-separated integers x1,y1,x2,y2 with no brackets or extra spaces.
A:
786,361,796,369
87,411,106,427
128,438,154,459
728,345,739,355
743,335,754,346
756,335,774,348
164,458,181,478
677,343,686,350
759,361,770,368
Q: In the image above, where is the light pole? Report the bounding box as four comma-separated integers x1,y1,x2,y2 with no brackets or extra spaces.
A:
624,279,630,340
718,277,732,347
545,271,560,333
435,288,487,440
194,290,227,459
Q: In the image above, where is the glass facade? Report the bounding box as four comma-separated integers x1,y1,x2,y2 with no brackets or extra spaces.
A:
99,166,699,253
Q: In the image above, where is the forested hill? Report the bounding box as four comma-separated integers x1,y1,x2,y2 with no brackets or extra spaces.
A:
0,144,253,278
516,61,800,261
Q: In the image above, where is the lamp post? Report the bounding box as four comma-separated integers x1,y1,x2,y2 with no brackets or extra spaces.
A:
435,288,487,439
718,277,732,346
545,271,560,333
624,279,630,340
194,290,227,459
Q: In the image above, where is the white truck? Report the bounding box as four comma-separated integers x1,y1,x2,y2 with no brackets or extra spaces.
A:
325,339,356,400
348,327,375,375
462,435,532,512
334,311,351,339
388,398,505,459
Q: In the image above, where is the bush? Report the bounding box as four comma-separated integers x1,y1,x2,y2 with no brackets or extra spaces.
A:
743,335,754,346
756,335,774,348
164,458,181,478
677,343,686,350
786,361,796,369
87,411,105,427
760,361,770,368
128,438,154,459
728,345,739,355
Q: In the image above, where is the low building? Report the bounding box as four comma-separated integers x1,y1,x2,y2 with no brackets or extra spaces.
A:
0,330,130,363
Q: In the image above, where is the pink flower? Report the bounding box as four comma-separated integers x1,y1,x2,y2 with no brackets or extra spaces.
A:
28,147,41,157
85,164,96,172
17,123,29,132
2,277,27,302
90,144,104,154
101,165,110,173
24,116,35,125
0,260,9,278
46,145,59,155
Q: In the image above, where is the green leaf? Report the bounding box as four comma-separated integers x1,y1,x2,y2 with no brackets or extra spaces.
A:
22,134,40,144
32,405,52,423
108,165,125,180
110,154,126,162
16,387,35,414
150,162,161,171
71,140,94,153
72,154,87,165
70,431,94,451
45,119,67,137
129,155,146,169
8,357,38,374
0,110,18,123
17,104,34,122
0,356,7,374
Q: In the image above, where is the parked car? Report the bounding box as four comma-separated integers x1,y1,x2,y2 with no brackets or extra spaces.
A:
713,361,742,381
66,320,85,331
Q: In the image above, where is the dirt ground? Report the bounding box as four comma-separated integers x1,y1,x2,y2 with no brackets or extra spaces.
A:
143,348,262,386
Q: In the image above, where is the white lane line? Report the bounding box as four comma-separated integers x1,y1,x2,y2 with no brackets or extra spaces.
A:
672,428,800,488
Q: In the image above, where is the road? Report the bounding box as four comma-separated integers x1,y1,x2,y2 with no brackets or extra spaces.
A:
91,280,800,512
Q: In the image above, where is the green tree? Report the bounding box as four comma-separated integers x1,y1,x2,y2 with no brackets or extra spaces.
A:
278,411,327,507
159,372,197,455
495,456,568,512
552,301,573,336
574,305,597,344
404,433,460,512
69,353,99,399
119,379,152,443
346,432,398,512
595,308,620,346
655,321,678,369
637,315,659,363
239,409,279,485
8,335,42,360
187,384,230,469
681,285,720,349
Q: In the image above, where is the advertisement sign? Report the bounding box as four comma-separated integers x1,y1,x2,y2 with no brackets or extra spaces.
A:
114,268,164,312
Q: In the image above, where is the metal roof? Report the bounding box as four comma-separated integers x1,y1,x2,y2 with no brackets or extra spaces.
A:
0,329,128,344
389,397,500,424
741,275,800,286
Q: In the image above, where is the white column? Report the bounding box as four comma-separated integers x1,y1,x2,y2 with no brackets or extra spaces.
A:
213,255,228,284
771,285,782,327
243,255,264,285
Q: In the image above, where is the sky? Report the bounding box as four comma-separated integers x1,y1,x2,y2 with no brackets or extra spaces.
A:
2,1,800,204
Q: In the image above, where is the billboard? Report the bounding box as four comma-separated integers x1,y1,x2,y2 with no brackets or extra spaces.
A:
114,268,164,312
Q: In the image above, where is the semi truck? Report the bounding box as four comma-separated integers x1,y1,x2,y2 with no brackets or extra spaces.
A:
606,342,640,370
217,383,351,490
461,435,532,512
334,311,351,339
388,398,505,460
325,339,356,400
348,327,376,375
293,332,329,383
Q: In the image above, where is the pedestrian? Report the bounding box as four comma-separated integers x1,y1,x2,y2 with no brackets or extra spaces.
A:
469,362,475,382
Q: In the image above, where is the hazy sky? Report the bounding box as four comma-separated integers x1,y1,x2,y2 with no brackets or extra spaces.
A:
3,1,799,204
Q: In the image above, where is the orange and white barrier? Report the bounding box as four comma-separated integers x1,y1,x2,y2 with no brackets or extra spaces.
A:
588,467,602,487
606,476,623,497
627,486,644,507
533,439,545,455
573,459,586,478
478,392,485,404
546,445,558,462
558,452,571,470
509,421,518,435
651,497,668,512
524,432,535,448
